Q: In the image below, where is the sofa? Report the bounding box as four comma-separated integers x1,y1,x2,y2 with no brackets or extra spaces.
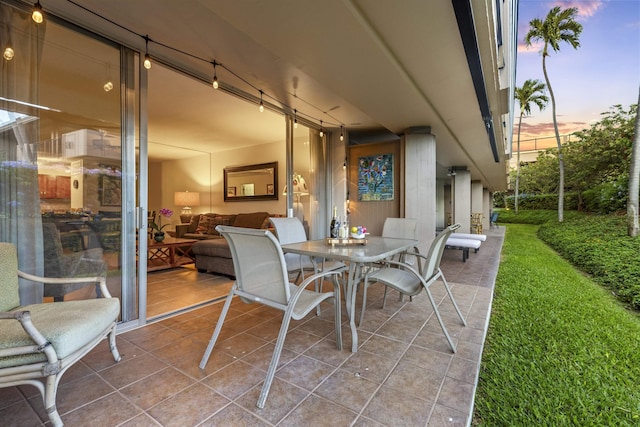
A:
183,212,281,277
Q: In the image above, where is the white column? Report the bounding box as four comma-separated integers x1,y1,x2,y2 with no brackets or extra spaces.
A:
436,179,445,229
483,189,491,231
404,127,436,252
454,169,471,233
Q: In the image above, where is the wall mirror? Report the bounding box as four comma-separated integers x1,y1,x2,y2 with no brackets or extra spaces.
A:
224,161,278,202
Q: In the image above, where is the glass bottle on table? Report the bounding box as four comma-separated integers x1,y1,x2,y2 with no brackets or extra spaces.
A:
330,206,338,238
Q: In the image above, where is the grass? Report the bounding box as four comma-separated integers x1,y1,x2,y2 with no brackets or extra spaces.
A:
473,224,640,426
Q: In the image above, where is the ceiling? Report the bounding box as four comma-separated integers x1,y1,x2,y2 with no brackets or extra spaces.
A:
39,0,511,189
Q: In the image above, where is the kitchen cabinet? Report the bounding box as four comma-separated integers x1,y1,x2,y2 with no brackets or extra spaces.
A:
38,175,71,199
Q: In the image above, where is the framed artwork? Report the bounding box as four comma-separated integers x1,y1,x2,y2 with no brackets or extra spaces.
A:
358,153,394,201
267,183,274,195
100,174,122,206
227,186,236,197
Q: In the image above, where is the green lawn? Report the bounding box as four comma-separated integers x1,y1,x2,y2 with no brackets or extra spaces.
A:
473,224,640,426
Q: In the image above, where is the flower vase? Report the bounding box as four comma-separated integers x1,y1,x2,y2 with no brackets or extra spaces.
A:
154,231,165,242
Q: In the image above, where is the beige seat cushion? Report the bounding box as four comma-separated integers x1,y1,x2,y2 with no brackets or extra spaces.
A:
0,298,120,368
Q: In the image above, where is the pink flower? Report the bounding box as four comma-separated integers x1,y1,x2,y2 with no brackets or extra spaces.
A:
151,208,173,232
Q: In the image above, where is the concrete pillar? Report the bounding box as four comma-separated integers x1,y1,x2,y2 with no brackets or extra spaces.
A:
453,169,471,233
483,189,491,231
404,127,436,253
436,179,445,230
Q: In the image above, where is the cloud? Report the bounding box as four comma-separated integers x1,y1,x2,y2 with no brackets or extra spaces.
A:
550,0,604,19
513,120,589,140
518,0,606,51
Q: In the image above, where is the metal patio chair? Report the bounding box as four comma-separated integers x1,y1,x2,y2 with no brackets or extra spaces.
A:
360,223,467,352
199,226,344,408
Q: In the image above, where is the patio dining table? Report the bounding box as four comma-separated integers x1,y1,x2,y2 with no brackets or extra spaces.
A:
281,236,418,352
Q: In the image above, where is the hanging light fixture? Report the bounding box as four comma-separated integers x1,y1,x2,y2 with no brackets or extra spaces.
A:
3,47,14,61
103,63,113,92
293,109,298,129
212,61,219,89
32,1,43,24
319,120,324,137
143,35,151,70
259,90,264,112
340,125,344,142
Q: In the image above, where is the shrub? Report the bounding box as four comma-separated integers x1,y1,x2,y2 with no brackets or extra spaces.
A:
538,214,640,311
581,175,628,214
493,208,580,225
504,192,579,210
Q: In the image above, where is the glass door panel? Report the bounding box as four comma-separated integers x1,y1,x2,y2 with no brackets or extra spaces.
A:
0,4,123,309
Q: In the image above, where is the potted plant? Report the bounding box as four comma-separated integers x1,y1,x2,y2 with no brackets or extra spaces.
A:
150,208,173,242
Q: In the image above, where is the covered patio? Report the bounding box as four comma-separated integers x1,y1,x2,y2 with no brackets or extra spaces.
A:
1,227,503,426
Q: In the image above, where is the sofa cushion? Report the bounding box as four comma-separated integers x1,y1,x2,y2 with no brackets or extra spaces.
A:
192,238,232,258
232,212,270,229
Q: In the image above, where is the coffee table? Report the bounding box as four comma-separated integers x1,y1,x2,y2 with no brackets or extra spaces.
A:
145,237,198,272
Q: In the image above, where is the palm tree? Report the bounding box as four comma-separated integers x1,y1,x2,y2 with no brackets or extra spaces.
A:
525,7,583,222
628,85,640,237
514,79,548,214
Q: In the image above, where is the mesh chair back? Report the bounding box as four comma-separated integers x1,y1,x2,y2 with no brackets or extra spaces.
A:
382,218,417,239
0,243,21,311
216,225,291,306
269,217,307,244
269,217,314,270
422,223,460,279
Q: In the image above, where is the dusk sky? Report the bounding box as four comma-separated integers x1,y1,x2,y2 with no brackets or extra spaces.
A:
514,0,640,145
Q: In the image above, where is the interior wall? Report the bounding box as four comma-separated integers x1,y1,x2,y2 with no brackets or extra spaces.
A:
212,140,287,216
156,140,287,226
347,141,401,236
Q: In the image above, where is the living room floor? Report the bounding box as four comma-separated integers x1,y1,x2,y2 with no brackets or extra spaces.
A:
2,227,504,426
146,265,232,319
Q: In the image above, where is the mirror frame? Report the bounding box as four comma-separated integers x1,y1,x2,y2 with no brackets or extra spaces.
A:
223,161,279,202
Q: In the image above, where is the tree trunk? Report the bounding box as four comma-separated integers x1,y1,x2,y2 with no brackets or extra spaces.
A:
627,86,640,237
542,52,564,222
515,112,524,214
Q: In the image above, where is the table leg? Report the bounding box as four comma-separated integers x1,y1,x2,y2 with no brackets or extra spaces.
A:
346,262,361,353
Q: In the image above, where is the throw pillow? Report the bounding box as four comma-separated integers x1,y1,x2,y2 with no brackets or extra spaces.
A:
195,214,213,234
207,217,232,235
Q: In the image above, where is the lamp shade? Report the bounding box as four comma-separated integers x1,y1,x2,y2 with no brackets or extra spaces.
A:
174,191,200,207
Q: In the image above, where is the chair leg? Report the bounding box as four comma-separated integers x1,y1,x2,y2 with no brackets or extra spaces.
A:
257,311,293,409
359,276,369,327
108,326,122,362
332,274,342,350
199,291,234,369
44,374,63,427
424,287,457,353
381,284,389,308
439,270,467,326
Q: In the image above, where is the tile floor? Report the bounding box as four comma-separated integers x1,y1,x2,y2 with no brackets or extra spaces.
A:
1,227,504,426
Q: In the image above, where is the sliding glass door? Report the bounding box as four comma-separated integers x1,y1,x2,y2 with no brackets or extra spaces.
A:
0,3,139,321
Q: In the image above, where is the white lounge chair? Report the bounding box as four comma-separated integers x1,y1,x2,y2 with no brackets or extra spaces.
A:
445,237,481,262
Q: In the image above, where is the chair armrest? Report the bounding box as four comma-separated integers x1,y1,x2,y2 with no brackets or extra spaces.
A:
175,224,189,238
0,311,59,364
17,270,112,299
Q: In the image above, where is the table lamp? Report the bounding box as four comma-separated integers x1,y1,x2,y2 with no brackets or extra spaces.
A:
174,190,200,218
